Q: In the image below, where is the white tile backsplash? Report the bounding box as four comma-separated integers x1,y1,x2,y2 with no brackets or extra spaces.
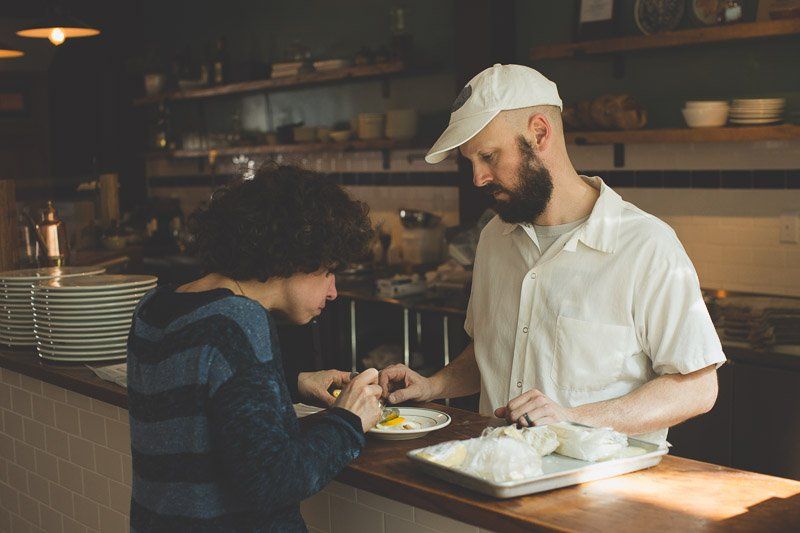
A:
357,489,414,521
330,495,385,533
1,372,132,532
300,491,331,531
414,508,480,533
619,188,800,297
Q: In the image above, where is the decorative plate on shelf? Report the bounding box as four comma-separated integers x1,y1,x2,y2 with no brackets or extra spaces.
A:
689,0,724,25
634,0,686,34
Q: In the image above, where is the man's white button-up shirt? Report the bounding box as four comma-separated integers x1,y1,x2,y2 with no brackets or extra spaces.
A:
464,176,725,443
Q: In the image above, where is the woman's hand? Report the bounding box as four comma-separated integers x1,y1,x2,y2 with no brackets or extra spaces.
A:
333,368,383,432
297,369,351,407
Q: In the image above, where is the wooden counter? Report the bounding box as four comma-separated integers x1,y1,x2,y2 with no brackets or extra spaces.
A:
2,349,799,531
344,406,800,532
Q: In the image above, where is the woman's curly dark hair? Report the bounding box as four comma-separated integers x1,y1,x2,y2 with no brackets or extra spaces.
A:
189,163,373,281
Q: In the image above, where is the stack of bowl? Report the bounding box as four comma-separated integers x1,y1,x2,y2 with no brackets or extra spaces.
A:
682,101,729,128
358,113,385,140
729,98,785,125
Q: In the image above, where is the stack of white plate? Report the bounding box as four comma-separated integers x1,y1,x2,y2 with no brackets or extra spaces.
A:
31,274,157,362
730,98,786,125
0,267,106,348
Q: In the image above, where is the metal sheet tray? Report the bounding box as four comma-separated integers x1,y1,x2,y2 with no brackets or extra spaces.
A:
407,436,668,499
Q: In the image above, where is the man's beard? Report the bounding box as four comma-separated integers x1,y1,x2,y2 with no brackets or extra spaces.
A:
484,136,554,224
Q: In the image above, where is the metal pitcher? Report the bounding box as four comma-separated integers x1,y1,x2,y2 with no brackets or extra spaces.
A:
24,201,69,266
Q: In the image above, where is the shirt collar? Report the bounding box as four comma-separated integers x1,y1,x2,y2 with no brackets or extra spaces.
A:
499,176,624,254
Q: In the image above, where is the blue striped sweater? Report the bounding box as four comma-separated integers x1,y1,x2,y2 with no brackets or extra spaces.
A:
127,286,365,532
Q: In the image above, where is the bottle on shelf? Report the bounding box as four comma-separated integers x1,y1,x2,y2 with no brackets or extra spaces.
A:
389,3,412,62
153,103,172,150
212,36,230,85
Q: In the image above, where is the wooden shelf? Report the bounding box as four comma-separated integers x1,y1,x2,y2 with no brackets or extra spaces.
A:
531,19,800,60
147,138,425,159
565,124,800,145
134,61,407,106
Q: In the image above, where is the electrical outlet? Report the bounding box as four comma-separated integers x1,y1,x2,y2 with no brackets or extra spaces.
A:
779,211,799,244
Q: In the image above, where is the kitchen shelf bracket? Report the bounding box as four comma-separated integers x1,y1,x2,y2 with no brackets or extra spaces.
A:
614,143,625,168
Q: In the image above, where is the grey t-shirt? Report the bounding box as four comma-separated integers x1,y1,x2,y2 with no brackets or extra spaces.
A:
534,216,589,255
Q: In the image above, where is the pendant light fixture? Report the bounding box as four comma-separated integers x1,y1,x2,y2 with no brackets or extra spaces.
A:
16,5,100,47
0,42,24,58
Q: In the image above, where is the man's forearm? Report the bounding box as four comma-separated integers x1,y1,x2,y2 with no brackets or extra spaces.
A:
570,365,718,435
430,343,481,400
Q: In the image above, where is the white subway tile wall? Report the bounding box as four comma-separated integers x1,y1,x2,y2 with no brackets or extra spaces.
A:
300,486,484,533
0,369,130,533
619,188,800,297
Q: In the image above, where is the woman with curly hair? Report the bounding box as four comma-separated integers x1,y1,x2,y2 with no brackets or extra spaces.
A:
126,164,383,532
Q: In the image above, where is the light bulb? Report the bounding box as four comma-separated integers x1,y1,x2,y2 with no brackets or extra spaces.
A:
48,28,66,46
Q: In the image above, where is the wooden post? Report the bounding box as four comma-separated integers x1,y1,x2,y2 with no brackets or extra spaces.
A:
0,180,20,271
99,173,120,227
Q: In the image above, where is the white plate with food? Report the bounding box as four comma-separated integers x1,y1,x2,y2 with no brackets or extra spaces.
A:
368,407,451,441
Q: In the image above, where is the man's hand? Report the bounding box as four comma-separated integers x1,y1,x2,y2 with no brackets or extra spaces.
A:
495,389,573,427
378,364,438,404
297,369,351,407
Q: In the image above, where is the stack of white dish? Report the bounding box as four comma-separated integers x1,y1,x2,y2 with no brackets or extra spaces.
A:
729,98,785,125
682,101,729,128
31,274,157,362
0,267,106,348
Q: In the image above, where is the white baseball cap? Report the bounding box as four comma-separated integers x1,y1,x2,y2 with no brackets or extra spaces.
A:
425,64,562,164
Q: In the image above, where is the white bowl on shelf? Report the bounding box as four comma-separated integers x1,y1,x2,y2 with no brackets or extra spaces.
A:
682,106,729,128
685,100,729,108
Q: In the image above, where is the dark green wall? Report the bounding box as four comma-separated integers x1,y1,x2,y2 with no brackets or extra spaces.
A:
138,0,456,137
515,0,800,128
141,0,454,69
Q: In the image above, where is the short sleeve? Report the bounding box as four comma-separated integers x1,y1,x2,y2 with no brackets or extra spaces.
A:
635,241,726,375
464,293,475,338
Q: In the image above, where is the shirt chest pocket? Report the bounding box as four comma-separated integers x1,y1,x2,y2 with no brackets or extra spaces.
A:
551,315,638,392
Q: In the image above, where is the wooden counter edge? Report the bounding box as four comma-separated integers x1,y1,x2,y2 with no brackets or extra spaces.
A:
0,350,127,409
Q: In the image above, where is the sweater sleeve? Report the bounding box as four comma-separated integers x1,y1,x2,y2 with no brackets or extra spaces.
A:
207,361,365,511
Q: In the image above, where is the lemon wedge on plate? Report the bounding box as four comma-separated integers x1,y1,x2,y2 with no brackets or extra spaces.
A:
380,416,406,427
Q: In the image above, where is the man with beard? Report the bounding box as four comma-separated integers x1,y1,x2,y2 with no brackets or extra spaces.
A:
378,64,724,444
